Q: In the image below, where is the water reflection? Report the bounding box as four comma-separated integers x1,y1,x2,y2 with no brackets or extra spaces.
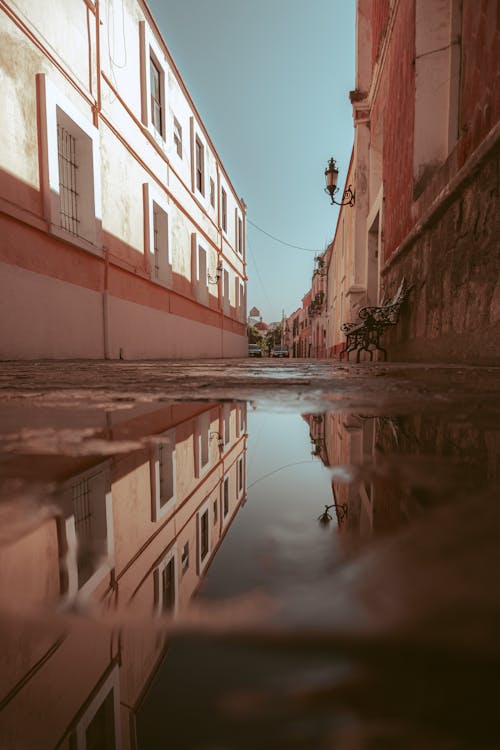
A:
0,402,247,749
0,398,499,749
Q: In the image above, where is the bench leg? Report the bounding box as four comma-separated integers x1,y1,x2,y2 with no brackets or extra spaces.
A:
356,346,374,363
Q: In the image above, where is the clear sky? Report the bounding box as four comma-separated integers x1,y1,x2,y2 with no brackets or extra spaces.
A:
146,0,356,323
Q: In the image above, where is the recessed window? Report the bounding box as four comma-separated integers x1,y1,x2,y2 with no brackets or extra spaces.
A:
221,187,227,232
200,509,209,561
181,542,189,574
173,116,182,159
194,411,210,477
38,75,102,252
223,404,231,446
150,429,176,521
68,668,120,749
144,183,172,286
238,457,244,494
223,476,229,518
154,548,177,614
139,21,166,142
210,178,215,208
150,56,163,135
195,137,205,195
191,234,209,305
59,462,113,601
237,216,243,254
213,498,218,525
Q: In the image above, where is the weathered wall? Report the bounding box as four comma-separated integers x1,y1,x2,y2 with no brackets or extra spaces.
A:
383,140,500,364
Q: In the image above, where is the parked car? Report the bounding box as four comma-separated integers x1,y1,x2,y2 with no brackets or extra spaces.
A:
271,346,289,358
248,343,262,357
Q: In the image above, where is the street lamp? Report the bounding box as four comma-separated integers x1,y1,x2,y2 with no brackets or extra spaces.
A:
324,158,355,207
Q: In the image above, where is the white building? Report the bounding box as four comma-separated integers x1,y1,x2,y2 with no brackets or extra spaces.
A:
0,0,247,359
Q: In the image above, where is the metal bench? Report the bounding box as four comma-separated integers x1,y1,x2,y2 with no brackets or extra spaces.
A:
339,278,412,362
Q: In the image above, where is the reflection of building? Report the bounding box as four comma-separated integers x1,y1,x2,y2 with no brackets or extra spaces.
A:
306,409,499,537
0,0,246,359
0,402,247,749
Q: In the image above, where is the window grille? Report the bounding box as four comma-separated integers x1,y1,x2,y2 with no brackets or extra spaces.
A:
150,57,162,135
57,124,80,236
73,477,92,541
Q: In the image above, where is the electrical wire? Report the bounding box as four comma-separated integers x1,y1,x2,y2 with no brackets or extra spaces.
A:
247,235,273,311
247,459,315,490
247,218,320,253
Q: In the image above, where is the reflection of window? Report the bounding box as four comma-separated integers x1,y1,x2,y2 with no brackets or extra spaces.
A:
194,411,210,477
69,667,120,749
154,547,177,614
197,502,211,573
238,457,244,494
181,542,189,574
223,477,229,518
221,187,227,232
173,116,182,158
195,137,204,195
213,498,218,525
150,429,176,521
38,74,102,250
223,404,231,445
59,462,113,600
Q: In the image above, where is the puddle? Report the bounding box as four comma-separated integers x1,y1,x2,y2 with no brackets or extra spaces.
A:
0,395,499,749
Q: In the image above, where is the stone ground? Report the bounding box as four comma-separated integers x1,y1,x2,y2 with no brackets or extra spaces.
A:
1,358,500,411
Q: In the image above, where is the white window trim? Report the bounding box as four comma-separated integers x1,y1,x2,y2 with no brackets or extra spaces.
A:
59,462,114,604
150,428,177,522
197,499,211,574
153,543,178,616
37,74,102,255
190,232,209,305
194,411,211,478
71,666,121,749
139,21,167,145
143,182,172,286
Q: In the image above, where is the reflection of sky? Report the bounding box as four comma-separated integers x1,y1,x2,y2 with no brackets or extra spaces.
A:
199,409,336,599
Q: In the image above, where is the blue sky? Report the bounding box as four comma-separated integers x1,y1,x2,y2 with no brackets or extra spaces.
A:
147,0,355,323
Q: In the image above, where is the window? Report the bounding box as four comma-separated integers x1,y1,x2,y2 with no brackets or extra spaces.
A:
197,502,211,573
140,21,166,142
150,429,176,522
223,477,229,518
237,216,243,254
221,187,227,232
150,56,163,135
194,411,210,477
173,116,182,158
59,462,113,601
38,74,102,251
213,498,218,525
154,547,177,614
238,457,244,494
195,137,204,195
223,404,231,445
68,668,120,749
191,233,209,305
143,183,172,285
181,542,189,573
210,178,215,208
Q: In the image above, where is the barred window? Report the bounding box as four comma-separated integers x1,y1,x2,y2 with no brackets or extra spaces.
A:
195,137,204,195
150,56,163,135
57,124,80,236
221,188,227,232
173,116,182,158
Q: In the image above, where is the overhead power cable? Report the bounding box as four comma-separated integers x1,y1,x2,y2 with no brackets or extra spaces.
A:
247,219,320,253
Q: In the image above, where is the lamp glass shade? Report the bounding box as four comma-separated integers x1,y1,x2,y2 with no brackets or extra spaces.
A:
325,158,339,191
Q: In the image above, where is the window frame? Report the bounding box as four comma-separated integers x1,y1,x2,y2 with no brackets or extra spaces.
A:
150,427,177,522
37,74,102,255
140,21,167,144
143,182,172,286
153,544,178,615
173,115,183,159
197,499,211,574
195,136,205,196
221,187,227,233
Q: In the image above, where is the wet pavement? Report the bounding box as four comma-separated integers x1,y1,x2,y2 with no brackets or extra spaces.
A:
0,359,499,749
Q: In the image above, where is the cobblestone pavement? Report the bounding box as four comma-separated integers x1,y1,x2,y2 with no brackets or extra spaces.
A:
1,358,500,411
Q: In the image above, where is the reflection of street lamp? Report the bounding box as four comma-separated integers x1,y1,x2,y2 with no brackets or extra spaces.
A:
324,158,355,207
210,431,224,449
208,261,223,285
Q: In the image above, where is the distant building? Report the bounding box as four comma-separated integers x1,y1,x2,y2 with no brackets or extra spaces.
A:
0,0,246,359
